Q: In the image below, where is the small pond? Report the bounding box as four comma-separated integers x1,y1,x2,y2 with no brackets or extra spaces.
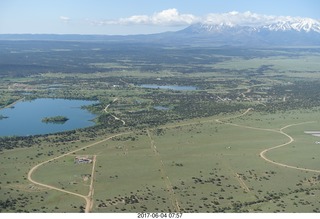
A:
140,84,197,91
154,106,170,111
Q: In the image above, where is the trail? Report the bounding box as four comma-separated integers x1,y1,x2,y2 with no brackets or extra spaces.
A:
147,130,181,212
27,163,90,208
27,106,319,213
1,97,25,110
241,87,267,107
87,155,97,212
27,132,131,213
259,122,320,173
235,173,251,193
215,108,280,134
104,98,126,125
219,156,251,193
216,108,319,174
215,108,253,124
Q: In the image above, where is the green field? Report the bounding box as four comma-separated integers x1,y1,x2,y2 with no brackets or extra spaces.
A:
1,43,320,213
2,107,320,212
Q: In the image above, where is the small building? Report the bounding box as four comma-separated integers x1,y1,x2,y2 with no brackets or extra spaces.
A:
74,156,92,164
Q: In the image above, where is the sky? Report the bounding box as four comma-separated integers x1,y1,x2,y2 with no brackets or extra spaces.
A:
0,0,319,35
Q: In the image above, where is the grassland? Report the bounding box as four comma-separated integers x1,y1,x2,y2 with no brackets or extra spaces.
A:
1,43,320,213
2,107,320,212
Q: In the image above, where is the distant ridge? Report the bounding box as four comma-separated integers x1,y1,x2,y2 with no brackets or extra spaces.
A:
187,16,320,33
1,14,320,46
178,16,320,46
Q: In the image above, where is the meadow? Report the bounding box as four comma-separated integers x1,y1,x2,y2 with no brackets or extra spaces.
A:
1,41,320,213
2,107,320,212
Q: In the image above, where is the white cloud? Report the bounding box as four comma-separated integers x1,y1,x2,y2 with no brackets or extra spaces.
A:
203,11,277,26
60,16,71,23
119,15,150,25
88,9,318,27
150,8,198,25
95,8,199,26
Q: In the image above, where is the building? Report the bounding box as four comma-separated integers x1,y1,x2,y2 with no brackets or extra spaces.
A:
74,156,92,164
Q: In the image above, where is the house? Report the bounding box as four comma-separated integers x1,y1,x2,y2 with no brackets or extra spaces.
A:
74,156,92,164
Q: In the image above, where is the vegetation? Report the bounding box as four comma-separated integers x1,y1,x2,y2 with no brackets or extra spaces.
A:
0,115,8,120
41,116,69,124
1,40,320,213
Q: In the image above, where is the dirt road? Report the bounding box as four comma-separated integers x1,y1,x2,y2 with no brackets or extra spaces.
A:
27,162,90,206
28,107,318,212
27,132,131,213
259,122,320,173
147,129,181,212
217,108,319,173
1,97,25,110
104,98,126,125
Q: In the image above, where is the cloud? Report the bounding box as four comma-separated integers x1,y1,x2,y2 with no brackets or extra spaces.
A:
60,16,71,23
203,11,277,26
88,9,317,27
95,8,199,26
150,8,198,25
202,11,320,27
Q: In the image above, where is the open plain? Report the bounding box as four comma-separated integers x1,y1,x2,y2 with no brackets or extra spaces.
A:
1,41,320,213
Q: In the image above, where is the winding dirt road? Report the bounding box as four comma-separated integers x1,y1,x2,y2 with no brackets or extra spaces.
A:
104,98,126,125
28,107,319,213
259,122,320,173
27,132,131,213
217,108,319,174
27,161,90,210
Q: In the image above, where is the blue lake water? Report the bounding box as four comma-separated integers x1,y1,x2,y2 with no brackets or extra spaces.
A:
140,84,197,91
154,106,170,111
0,98,97,137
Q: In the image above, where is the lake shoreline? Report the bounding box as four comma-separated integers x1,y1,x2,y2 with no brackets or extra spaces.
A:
0,98,97,137
0,97,26,110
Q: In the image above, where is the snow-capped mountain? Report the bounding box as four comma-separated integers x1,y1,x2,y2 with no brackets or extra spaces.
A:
262,18,320,33
2,12,320,46
177,16,320,46
186,17,320,34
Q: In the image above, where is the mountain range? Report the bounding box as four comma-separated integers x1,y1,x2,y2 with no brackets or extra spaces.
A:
1,15,320,46
173,16,320,46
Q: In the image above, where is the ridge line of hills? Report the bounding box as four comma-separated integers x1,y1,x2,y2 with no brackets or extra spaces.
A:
1,18,320,46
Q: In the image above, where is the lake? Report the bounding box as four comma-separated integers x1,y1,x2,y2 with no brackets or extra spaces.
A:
140,84,197,91
0,98,97,137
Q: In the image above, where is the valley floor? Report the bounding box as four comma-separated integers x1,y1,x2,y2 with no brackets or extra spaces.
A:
2,107,320,213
